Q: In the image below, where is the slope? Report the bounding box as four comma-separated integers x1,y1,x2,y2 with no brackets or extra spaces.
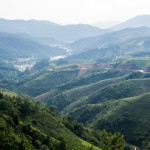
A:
0,92,102,150
36,70,128,110
0,60,20,80
69,92,150,149
111,15,150,30
11,69,80,97
69,27,150,53
61,78,150,116
0,32,67,61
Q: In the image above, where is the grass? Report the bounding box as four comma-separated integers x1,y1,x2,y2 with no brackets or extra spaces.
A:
80,139,102,150
1,89,17,97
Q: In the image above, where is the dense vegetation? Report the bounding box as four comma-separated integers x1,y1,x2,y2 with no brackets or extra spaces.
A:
0,61,19,80
1,20,150,150
0,92,104,150
0,69,79,96
69,93,150,149
35,67,150,150
31,59,51,71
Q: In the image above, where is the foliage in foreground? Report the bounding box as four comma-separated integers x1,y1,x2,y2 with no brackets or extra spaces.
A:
100,129,125,150
0,92,129,150
0,92,104,150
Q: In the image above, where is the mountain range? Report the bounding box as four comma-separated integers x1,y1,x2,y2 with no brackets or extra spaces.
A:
0,18,110,42
111,15,150,30
0,32,67,60
69,27,150,54
1,14,150,150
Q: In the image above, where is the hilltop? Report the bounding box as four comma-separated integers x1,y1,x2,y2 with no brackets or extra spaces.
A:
111,15,150,30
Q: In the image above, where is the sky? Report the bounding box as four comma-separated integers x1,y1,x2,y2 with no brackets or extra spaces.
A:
0,0,150,25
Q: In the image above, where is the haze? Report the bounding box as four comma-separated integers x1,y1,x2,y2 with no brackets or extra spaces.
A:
0,0,150,25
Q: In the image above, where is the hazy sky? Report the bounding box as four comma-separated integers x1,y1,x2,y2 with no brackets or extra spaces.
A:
0,0,150,25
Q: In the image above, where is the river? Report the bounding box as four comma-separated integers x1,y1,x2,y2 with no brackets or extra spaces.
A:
50,45,72,61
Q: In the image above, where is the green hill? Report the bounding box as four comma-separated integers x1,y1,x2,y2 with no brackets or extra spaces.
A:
63,71,147,101
37,70,150,113
61,78,150,116
57,70,127,92
17,69,79,97
0,61,20,80
69,92,150,149
0,92,103,150
36,70,128,111
0,69,79,97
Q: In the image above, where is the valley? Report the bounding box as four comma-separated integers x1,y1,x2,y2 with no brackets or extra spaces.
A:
1,15,150,150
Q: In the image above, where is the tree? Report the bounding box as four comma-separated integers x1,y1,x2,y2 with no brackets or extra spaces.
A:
58,137,67,150
0,93,3,99
100,129,125,150
49,105,56,112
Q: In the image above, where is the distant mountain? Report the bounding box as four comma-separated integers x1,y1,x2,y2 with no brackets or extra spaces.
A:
32,36,61,45
93,20,120,29
111,15,150,30
0,32,67,60
69,36,150,62
14,33,62,46
69,45,120,61
0,18,110,42
69,27,150,53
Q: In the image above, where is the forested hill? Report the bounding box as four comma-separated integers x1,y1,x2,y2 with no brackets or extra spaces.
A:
34,60,150,149
0,92,103,150
70,92,150,149
1,15,150,150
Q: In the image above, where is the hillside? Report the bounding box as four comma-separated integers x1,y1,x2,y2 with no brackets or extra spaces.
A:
33,65,150,150
36,70,128,110
60,78,150,115
0,60,20,80
1,15,150,150
0,32,67,61
69,27,150,53
36,55,150,107
36,68,150,111
69,92,150,149
0,69,80,97
68,37,150,64
0,92,103,150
